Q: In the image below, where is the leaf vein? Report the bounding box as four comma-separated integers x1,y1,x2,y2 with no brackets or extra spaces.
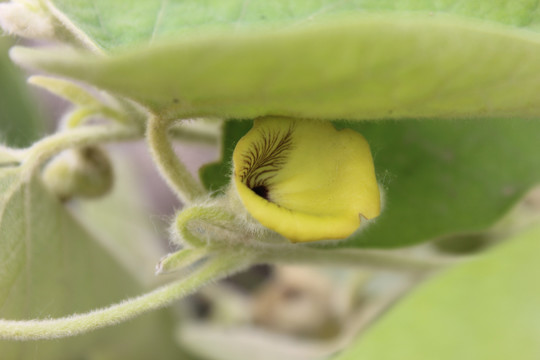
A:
150,0,169,44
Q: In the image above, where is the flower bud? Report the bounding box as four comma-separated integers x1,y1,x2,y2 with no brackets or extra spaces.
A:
42,146,113,201
0,1,55,40
232,117,381,242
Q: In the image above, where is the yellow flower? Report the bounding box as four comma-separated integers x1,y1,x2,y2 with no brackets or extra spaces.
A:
233,117,381,242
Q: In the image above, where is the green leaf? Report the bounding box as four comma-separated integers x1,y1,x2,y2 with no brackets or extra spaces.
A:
200,119,253,194
204,118,540,248
11,14,540,121
0,167,182,359
334,223,540,360
46,0,540,51
0,37,42,148
340,118,540,248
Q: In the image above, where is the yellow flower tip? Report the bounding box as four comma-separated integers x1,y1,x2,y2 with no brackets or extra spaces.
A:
232,116,381,243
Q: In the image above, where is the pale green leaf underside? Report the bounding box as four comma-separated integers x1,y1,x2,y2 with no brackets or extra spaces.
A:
12,15,540,121
0,168,181,359
334,224,540,360
48,0,540,51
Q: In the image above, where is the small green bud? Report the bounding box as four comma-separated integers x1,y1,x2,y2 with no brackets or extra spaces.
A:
42,146,113,201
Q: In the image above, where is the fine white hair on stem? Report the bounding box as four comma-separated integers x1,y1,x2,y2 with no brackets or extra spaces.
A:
0,253,250,340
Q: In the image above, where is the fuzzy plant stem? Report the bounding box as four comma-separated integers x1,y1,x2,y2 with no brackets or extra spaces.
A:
0,253,249,340
254,245,456,274
147,115,206,204
173,205,237,248
22,125,141,178
173,206,455,274
168,121,220,145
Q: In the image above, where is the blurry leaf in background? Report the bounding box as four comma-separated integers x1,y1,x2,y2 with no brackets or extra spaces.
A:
203,118,540,248
0,36,42,147
339,118,540,248
200,120,252,194
0,167,183,359
333,223,540,360
74,150,171,286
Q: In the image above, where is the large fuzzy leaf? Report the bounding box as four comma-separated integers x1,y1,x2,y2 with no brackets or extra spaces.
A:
0,165,182,359
11,14,540,121
333,223,540,360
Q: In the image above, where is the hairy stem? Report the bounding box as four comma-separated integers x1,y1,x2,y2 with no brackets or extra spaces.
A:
43,0,106,54
147,115,206,204
173,205,236,247
0,253,249,340
168,121,220,145
22,125,142,177
254,245,457,274
173,205,453,274
156,247,212,274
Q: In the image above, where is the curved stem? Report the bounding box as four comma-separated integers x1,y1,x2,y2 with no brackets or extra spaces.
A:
168,121,220,145
63,107,128,128
147,115,206,204
63,107,96,128
44,0,106,54
254,245,457,274
173,205,236,247
0,253,249,340
174,204,452,274
22,125,141,178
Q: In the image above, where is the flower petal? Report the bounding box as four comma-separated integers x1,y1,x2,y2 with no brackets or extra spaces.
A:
233,117,380,242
